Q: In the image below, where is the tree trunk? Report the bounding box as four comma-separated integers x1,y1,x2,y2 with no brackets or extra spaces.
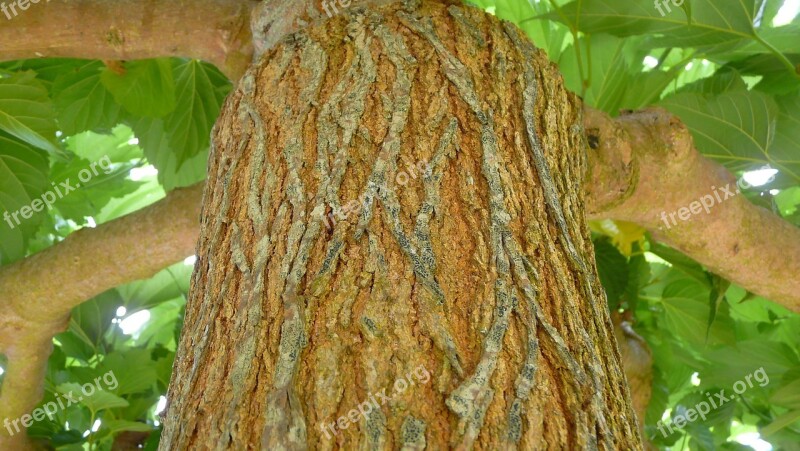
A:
161,1,642,449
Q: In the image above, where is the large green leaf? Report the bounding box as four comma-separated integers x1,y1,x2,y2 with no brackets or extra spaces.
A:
677,68,748,95
660,89,786,178
0,59,85,85
57,383,129,413
69,290,124,350
704,24,800,60
771,92,800,182
546,0,759,47
130,117,208,190
0,71,60,155
0,133,50,263
701,340,799,387
726,53,800,94
661,279,735,346
100,420,153,435
49,154,141,223
771,378,800,409
93,178,165,224
593,238,629,309
64,125,142,163
116,262,192,312
100,59,176,118
53,61,123,135
762,409,800,437
97,349,158,396
162,60,229,168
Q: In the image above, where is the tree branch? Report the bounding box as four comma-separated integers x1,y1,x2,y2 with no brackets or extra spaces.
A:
0,0,257,79
584,107,800,311
0,183,203,448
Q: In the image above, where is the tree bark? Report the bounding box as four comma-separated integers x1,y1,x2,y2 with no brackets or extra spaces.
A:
161,1,640,449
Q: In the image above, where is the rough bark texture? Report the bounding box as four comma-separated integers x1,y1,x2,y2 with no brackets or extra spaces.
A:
161,1,641,449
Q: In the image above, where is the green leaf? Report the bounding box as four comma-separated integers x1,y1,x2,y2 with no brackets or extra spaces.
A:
49,126,144,223
70,290,123,348
162,60,230,168
54,330,95,363
707,275,730,340
53,61,122,135
100,59,176,118
761,409,800,436
117,262,192,312
143,427,162,450
624,244,650,311
702,340,799,387
0,71,60,155
661,279,735,346
93,177,165,224
0,58,84,85
771,378,800,409
676,391,736,428
97,349,158,396
774,186,800,217
660,89,782,177
133,299,186,350
130,117,208,190
0,133,50,263
593,238,629,309
726,53,800,95
705,24,800,60
57,383,129,412
649,242,710,286
49,154,141,223
687,425,715,451
545,0,758,47
101,420,153,434
771,92,800,182
64,125,142,163
677,69,748,95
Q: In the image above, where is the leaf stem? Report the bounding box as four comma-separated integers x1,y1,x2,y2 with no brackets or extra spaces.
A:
754,33,799,79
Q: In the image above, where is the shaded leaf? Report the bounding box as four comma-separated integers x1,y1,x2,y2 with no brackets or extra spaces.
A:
100,59,176,118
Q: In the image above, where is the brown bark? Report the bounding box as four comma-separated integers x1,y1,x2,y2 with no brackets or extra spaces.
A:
0,0,256,79
161,2,640,449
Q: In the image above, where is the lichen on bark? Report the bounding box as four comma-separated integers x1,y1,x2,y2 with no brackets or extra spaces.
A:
161,1,641,449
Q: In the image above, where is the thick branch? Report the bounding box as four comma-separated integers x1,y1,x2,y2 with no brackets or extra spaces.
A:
584,107,800,311
0,0,256,79
0,183,203,448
